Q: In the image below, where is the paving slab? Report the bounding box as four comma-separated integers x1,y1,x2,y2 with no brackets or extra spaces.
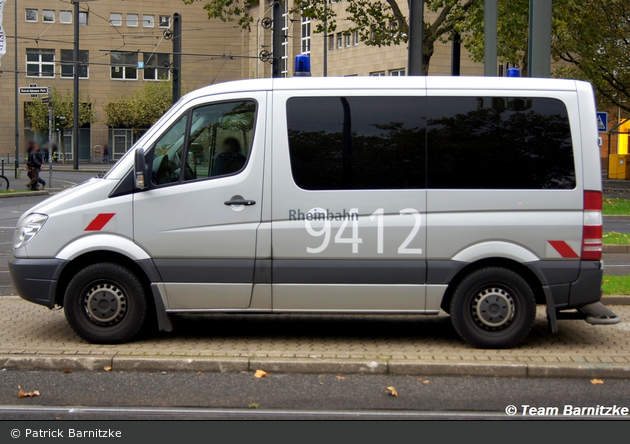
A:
0,296,629,377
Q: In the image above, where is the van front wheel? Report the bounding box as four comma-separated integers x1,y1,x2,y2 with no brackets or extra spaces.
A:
450,267,536,349
63,263,147,344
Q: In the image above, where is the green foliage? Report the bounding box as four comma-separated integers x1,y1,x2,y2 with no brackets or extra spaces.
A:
182,0,259,28
103,81,173,130
24,88,95,133
603,232,630,245
461,0,630,112
603,198,630,216
602,275,630,295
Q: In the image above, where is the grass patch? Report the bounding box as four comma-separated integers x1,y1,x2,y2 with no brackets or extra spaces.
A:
603,231,630,244
603,197,630,215
0,189,33,194
603,275,630,295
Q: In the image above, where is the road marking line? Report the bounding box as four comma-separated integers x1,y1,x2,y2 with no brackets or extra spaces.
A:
0,405,511,419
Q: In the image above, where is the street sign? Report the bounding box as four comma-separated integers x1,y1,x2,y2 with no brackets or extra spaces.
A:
41,96,50,105
19,87,48,95
597,112,608,132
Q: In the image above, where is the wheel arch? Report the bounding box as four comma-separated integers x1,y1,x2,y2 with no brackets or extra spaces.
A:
440,258,546,313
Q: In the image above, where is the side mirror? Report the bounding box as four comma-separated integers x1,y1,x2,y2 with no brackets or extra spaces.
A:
134,149,148,190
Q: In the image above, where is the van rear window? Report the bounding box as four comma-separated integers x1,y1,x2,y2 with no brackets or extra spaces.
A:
427,97,576,189
286,96,426,190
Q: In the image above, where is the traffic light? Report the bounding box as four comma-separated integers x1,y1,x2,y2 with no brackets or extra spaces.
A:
54,115,66,131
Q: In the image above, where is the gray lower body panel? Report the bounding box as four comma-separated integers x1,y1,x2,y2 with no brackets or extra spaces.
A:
8,257,67,308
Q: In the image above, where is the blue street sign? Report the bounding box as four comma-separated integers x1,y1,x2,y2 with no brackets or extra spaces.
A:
596,112,608,132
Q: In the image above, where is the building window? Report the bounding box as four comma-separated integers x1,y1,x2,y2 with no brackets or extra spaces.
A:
79,12,88,26
353,30,359,45
26,49,55,78
143,15,155,28
345,34,350,47
159,15,170,28
390,69,405,76
143,53,170,80
337,33,342,49
43,10,55,23
25,9,38,22
328,34,334,50
301,17,311,54
60,50,89,79
110,13,122,26
127,14,138,27
370,71,385,76
111,51,138,80
281,5,288,76
60,10,72,24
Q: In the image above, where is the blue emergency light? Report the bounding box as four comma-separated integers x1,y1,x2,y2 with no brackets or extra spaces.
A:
294,54,311,77
507,68,521,77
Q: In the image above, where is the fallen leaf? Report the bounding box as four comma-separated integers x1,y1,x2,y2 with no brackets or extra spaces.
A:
18,386,40,398
56,416,61,420
336,376,346,380
591,379,604,385
254,369,268,378
63,369,72,374
386,386,398,397
104,366,112,372
149,373,153,376
466,375,471,378
417,378,422,381
423,380,429,384
197,371,202,374
248,403,260,409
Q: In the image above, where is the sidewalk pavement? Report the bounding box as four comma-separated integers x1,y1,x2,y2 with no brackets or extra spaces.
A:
1,296,629,378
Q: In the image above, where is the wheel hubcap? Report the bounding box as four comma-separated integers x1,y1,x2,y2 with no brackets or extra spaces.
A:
84,283,127,326
472,287,515,330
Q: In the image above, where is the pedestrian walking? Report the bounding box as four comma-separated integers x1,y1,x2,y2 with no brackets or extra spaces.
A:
26,143,42,191
102,144,109,164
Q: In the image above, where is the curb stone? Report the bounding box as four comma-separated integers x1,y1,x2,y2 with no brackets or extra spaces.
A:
112,356,249,372
603,244,630,253
0,191,49,199
1,354,630,378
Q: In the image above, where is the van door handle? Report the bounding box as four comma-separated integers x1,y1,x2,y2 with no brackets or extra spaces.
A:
224,200,256,206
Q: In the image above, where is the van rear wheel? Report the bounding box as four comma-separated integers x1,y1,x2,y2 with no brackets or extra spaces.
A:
450,267,536,349
63,263,147,344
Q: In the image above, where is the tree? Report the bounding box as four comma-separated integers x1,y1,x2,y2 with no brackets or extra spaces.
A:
461,0,630,113
24,88,95,134
103,81,173,132
184,0,475,75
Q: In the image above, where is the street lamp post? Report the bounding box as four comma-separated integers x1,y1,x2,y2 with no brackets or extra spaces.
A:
71,0,98,170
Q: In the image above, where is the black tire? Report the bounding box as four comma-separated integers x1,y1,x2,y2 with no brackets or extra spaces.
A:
63,263,147,344
450,267,536,349
0,175,9,190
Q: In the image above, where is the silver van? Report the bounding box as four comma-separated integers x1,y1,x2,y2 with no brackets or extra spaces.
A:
9,77,620,348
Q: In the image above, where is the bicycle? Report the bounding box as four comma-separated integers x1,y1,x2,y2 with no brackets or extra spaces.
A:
0,174,9,191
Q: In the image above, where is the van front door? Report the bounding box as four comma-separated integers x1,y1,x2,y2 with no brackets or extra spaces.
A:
133,93,266,310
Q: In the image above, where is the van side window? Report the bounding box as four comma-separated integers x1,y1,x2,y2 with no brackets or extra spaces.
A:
427,97,576,189
183,101,256,182
286,96,426,190
151,114,188,186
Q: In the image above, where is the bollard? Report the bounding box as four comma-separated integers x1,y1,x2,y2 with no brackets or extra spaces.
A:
1,159,4,176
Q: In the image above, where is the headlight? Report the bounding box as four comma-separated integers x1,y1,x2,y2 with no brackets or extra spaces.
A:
13,213,48,249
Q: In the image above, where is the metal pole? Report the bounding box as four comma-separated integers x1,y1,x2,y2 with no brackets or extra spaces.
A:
323,1,327,77
14,0,18,178
48,96,53,188
72,0,79,170
528,0,552,78
484,0,498,76
407,0,424,75
272,0,283,78
172,13,181,103
451,32,461,76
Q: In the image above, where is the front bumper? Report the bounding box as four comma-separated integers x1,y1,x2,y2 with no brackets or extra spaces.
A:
8,257,68,308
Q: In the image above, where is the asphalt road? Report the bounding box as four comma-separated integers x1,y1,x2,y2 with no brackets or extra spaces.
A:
0,370,629,420
1,182,629,295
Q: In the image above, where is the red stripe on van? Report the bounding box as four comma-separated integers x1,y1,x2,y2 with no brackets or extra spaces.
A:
548,240,579,259
84,213,115,231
